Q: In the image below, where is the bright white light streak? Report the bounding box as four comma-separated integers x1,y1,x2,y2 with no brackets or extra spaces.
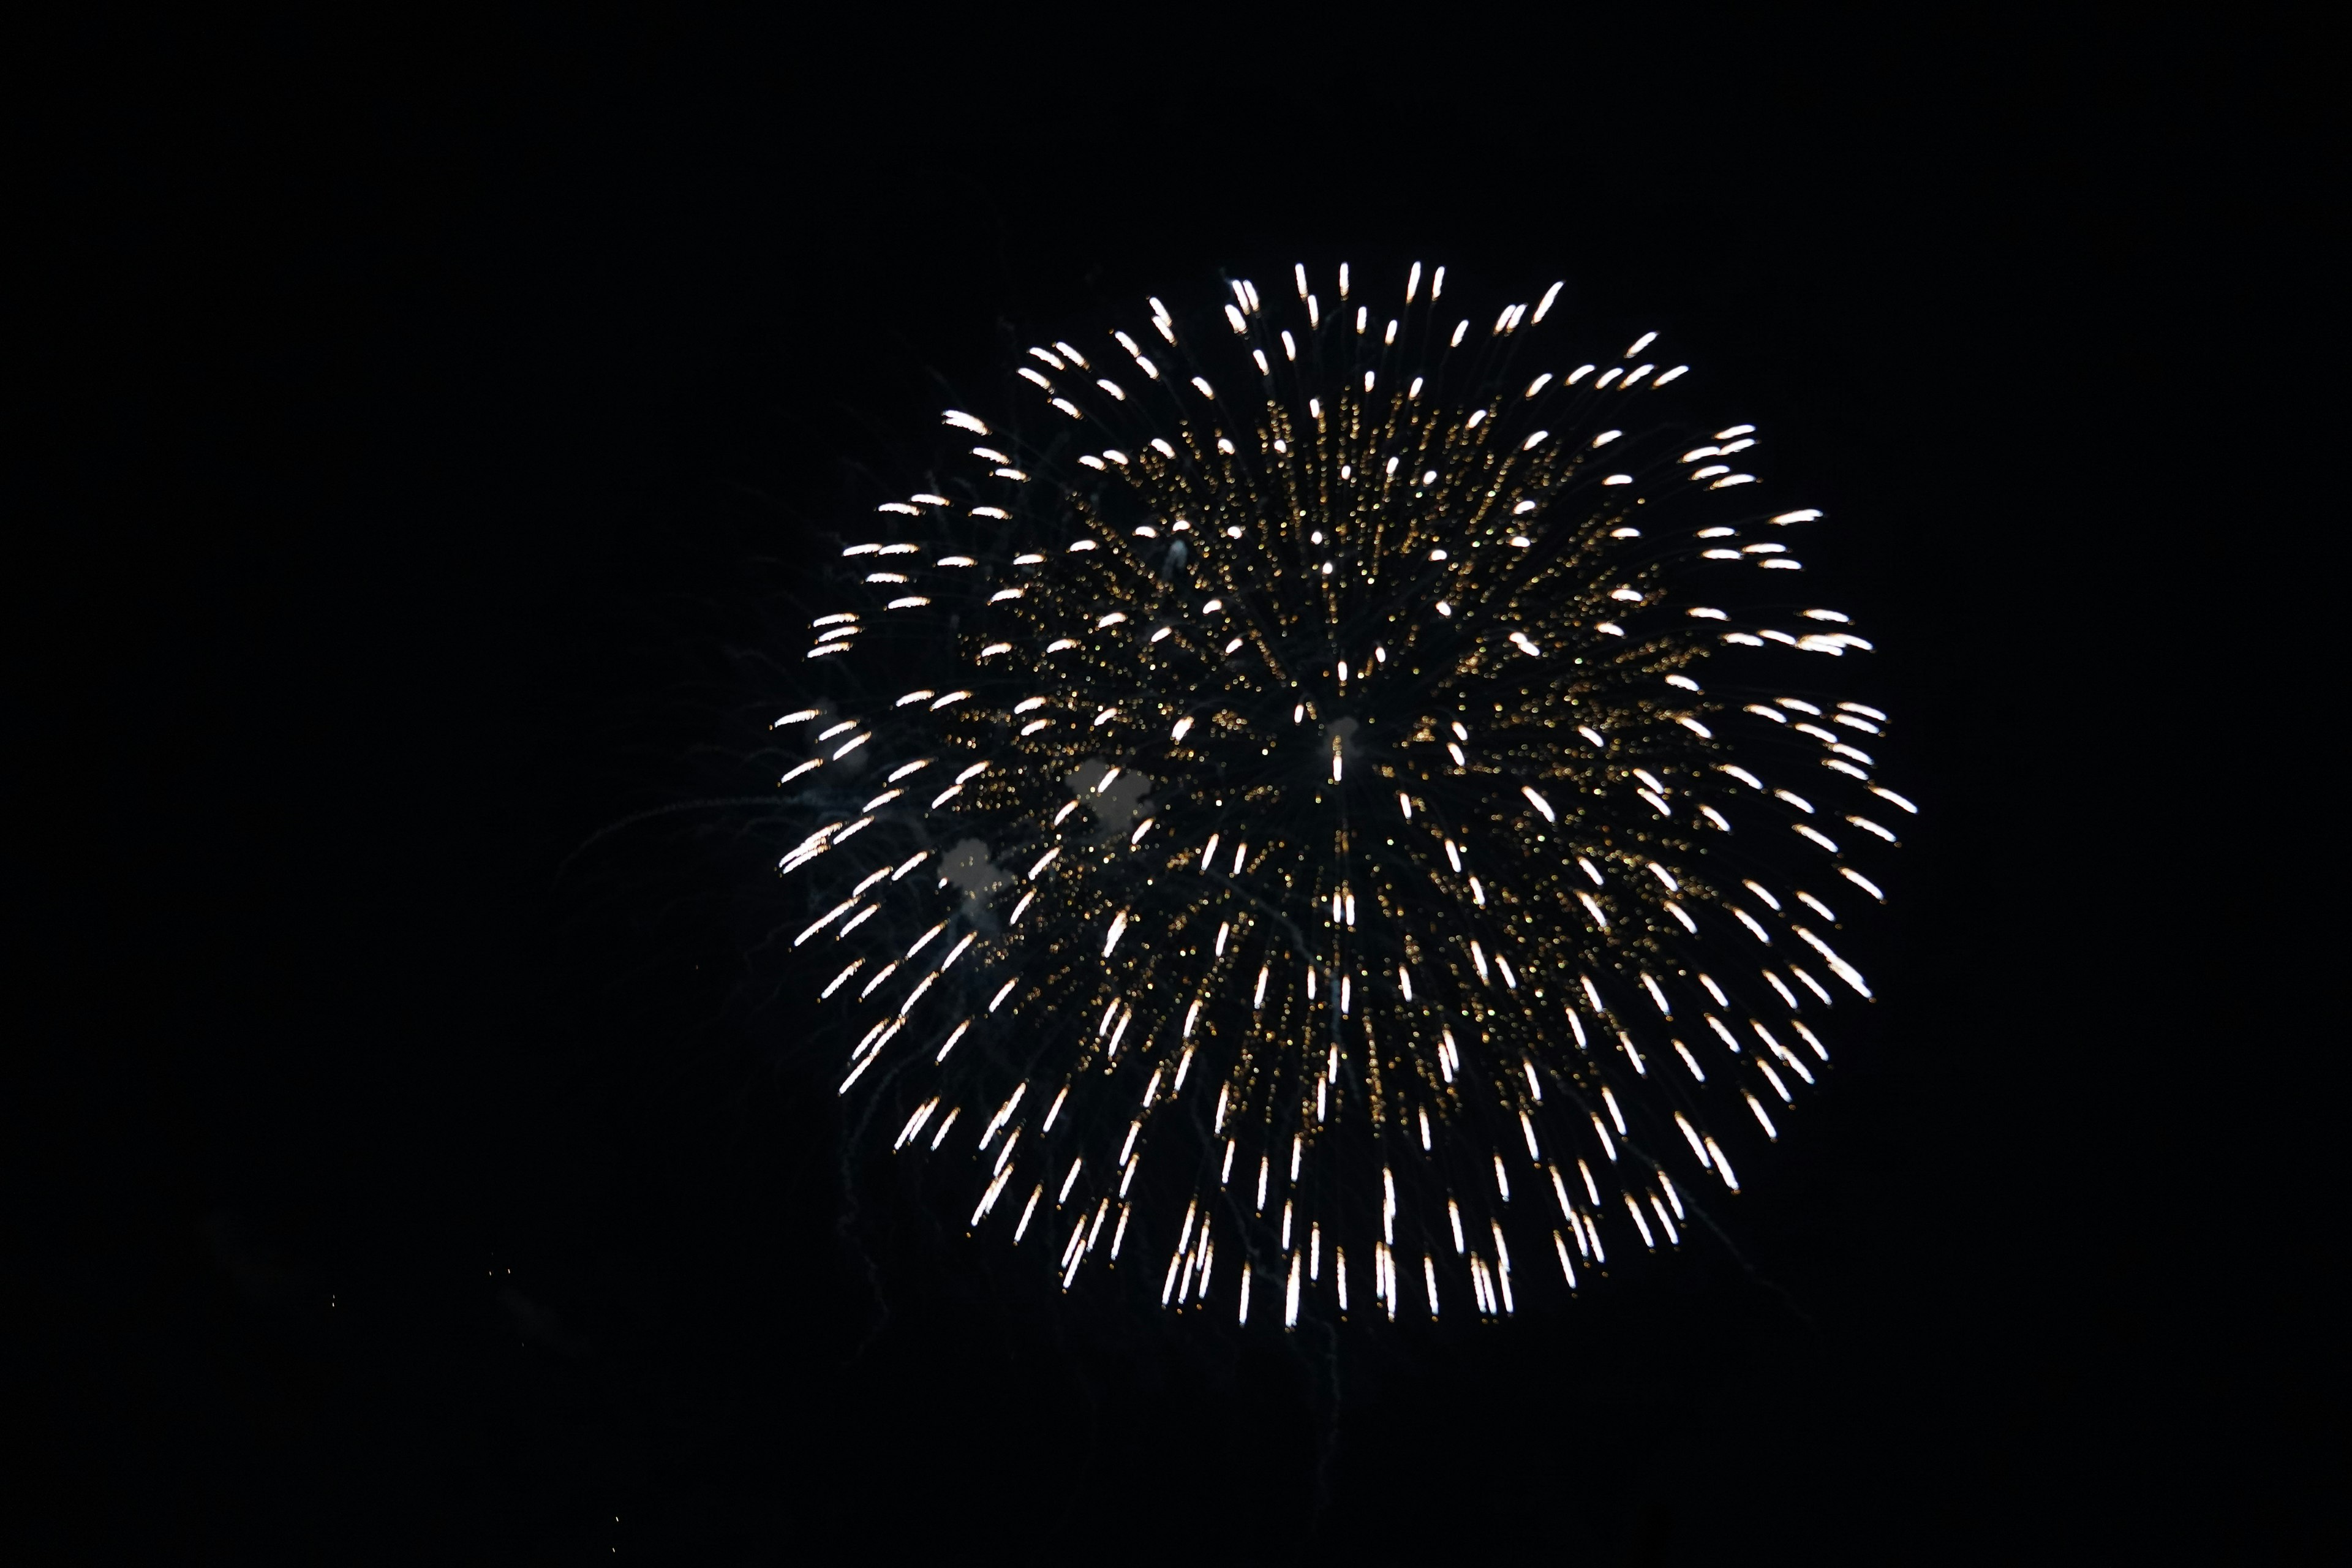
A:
1639,973,1674,1017
1840,867,1887,900
1676,1112,1711,1167
794,899,859,946
969,1169,1011,1225
1625,1194,1657,1250
1792,927,1872,997
895,1098,938,1150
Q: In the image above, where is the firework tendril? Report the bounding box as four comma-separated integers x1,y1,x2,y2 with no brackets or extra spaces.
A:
768,263,1912,1327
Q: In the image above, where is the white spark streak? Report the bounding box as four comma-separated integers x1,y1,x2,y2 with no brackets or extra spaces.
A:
1792,926,1872,997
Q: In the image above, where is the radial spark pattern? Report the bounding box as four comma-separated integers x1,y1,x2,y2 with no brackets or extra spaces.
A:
769,262,1912,1327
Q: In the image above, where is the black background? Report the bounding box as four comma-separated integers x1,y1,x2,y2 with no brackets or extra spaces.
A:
18,13,2333,1562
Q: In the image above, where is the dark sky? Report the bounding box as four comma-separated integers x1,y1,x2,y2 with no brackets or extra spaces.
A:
21,14,2329,1563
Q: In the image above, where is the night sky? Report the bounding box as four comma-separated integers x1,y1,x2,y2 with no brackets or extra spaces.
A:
22,15,2329,1562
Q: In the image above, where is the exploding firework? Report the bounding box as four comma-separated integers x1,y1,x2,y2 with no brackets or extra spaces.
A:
767,262,1912,1327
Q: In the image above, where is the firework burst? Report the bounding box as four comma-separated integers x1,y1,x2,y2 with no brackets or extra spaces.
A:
767,262,1911,1326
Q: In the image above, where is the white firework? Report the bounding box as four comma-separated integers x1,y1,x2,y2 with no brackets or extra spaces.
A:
769,261,1912,1325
